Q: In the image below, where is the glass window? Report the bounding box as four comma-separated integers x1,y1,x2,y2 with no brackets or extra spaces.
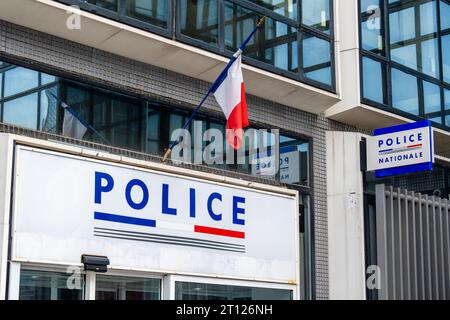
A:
86,0,118,11
96,275,161,300
361,0,384,55
423,81,442,124
126,0,169,29
391,68,419,115
175,281,292,300
362,56,385,104
389,7,416,44
147,105,161,155
225,3,298,73
65,83,144,151
180,0,219,46
443,35,450,83
302,0,331,34
445,88,450,110
19,269,84,300
40,86,58,133
441,0,450,31
4,67,39,97
3,93,38,129
41,73,56,85
420,1,438,36
250,0,298,20
420,38,440,78
303,34,332,86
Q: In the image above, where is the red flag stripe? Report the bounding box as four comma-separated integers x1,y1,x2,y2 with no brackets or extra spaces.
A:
194,225,246,239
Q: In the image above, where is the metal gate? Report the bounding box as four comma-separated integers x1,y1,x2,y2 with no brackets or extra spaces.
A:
375,184,450,300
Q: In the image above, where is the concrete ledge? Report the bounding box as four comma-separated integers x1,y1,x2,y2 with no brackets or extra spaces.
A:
326,103,450,156
0,0,341,114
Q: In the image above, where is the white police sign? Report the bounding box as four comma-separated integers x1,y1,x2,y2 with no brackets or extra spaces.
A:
11,146,299,283
366,120,434,177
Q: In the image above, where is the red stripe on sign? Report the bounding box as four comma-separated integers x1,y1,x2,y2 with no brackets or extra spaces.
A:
408,144,423,148
194,225,245,239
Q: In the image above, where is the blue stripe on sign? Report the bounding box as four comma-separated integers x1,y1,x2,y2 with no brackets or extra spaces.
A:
94,212,156,227
375,162,433,178
374,120,431,136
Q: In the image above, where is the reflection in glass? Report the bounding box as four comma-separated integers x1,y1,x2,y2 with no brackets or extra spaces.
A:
4,67,39,97
250,0,297,20
303,35,332,86
423,81,442,124
175,282,292,300
421,38,440,78
420,1,438,36
391,68,419,115
96,276,161,300
443,35,450,83
126,0,168,28
180,0,218,46
362,56,384,104
65,83,144,151
225,3,297,73
3,93,38,129
87,0,118,11
19,269,84,300
302,0,330,34
361,0,384,55
40,86,58,133
440,0,450,31
389,7,415,43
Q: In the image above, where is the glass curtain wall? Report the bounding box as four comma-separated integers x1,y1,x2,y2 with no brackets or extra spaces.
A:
56,0,334,91
360,0,450,128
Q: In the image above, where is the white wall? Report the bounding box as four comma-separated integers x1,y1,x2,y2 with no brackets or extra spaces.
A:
0,134,14,300
327,131,366,300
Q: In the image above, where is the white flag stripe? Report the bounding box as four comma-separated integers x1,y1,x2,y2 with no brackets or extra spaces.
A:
213,55,244,120
157,221,194,232
62,109,88,140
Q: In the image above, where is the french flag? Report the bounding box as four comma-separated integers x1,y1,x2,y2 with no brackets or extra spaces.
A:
212,52,249,150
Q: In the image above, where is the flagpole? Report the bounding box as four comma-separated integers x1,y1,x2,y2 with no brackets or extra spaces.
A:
162,16,266,163
45,90,111,145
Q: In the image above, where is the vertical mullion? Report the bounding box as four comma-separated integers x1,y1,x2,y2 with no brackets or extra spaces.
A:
218,0,225,52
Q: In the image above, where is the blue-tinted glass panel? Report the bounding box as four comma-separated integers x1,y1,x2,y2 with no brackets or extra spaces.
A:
443,35,450,83
303,35,332,86
175,281,292,300
389,7,416,43
445,88,450,110
391,68,419,115
361,0,384,55
391,44,417,70
180,0,218,46
250,0,298,20
225,3,298,73
420,1,438,36
441,0,450,31
421,38,440,78
41,73,56,85
86,0,117,11
19,269,84,300
362,57,384,103
423,81,441,113
126,0,168,29
428,116,442,124
302,0,331,34
3,93,38,129
40,87,58,133
4,67,39,97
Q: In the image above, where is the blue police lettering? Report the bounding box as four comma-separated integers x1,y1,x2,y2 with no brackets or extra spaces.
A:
94,171,245,226
378,133,423,148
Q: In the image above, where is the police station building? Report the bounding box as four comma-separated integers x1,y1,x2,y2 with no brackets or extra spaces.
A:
0,0,449,300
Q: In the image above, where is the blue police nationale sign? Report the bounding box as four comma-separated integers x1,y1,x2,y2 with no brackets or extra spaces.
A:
367,120,434,177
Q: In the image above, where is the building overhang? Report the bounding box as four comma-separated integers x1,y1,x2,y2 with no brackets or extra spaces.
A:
0,0,340,115
326,103,450,157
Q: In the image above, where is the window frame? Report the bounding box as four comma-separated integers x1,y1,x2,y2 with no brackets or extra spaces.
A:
359,0,450,130
56,0,174,38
